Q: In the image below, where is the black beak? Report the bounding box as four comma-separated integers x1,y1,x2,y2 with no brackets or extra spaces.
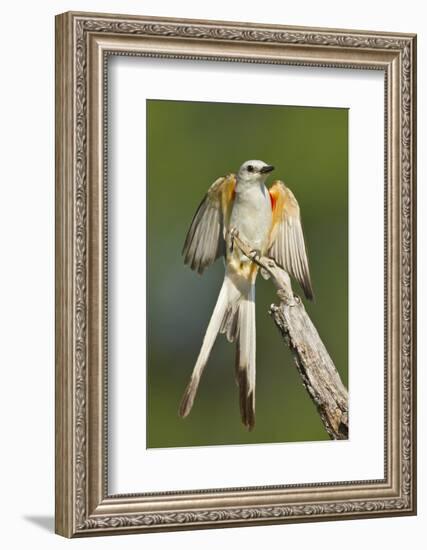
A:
260,164,275,174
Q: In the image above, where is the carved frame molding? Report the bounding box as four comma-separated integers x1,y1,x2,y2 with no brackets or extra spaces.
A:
55,11,416,537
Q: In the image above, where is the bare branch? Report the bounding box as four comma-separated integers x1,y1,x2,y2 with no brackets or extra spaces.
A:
231,229,349,440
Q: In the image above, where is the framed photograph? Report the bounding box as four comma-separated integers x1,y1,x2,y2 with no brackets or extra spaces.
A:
55,11,417,537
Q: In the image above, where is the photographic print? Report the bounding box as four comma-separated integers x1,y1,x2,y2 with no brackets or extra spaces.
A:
56,13,416,536
146,99,348,448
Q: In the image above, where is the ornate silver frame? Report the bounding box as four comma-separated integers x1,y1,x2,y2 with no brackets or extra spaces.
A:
55,11,417,537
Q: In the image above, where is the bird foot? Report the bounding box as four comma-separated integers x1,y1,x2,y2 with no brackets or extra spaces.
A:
229,227,239,252
248,249,260,262
230,227,239,239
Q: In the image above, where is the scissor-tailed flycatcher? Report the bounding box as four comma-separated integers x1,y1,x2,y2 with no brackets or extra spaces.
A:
179,160,314,430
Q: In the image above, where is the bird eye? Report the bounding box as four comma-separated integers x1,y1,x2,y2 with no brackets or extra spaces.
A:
247,165,254,172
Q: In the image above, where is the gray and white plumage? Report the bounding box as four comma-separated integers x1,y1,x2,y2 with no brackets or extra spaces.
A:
180,160,313,430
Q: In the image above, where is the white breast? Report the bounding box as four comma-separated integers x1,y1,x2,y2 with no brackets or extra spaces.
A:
229,183,272,253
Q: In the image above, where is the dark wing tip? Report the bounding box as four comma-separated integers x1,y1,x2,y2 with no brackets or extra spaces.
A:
303,279,315,301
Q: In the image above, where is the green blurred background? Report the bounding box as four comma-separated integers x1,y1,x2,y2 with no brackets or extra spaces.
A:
146,99,348,448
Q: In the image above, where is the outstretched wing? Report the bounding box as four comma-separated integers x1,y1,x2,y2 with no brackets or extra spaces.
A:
268,180,314,300
182,173,236,274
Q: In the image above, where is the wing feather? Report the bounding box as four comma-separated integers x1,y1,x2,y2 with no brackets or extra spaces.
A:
268,180,314,300
183,174,236,274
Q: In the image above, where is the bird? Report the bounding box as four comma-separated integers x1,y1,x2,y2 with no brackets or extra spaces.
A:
179,160,313,430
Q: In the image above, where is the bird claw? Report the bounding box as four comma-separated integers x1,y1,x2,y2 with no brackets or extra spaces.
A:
228,230,261,266
230,227,239,239
229,227,239,252
248,249,260,262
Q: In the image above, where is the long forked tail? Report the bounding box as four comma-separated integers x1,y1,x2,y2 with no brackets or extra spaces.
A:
235,284,256,431
179,275,238,418
179,273,256,431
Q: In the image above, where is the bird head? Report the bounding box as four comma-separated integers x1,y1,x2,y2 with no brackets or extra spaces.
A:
237,160,275,185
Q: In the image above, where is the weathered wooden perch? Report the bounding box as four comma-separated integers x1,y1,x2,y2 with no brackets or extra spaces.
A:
231,230,349,440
